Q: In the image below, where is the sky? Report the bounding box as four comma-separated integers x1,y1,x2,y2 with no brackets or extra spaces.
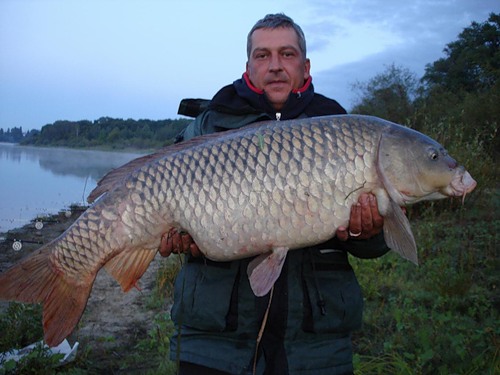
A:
1,0,498,131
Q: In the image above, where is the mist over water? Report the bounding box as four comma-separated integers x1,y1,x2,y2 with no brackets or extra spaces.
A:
0,143,143,233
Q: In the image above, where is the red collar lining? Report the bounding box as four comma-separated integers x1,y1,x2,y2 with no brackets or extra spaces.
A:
243,73,264,94
293,76,312,94
243,73,312,95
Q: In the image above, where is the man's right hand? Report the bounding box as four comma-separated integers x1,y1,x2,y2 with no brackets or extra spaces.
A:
158,228,202,258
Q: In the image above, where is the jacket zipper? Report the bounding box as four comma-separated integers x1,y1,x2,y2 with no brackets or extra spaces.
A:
276,112,281,121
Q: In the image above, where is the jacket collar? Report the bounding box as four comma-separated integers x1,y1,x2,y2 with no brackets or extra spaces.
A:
242,72,312,96
209,74,315,121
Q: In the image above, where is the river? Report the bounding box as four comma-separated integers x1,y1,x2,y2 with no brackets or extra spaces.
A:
0,143,144,234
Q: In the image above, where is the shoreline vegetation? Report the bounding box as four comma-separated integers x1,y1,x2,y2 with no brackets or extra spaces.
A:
0,117,191,151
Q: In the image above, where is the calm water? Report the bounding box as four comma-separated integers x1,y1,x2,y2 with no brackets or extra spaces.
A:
0,143,144,234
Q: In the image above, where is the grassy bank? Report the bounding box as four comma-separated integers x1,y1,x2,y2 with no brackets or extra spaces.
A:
352,189,499,374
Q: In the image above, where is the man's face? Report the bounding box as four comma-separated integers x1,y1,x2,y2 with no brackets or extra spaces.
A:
246,27,311,111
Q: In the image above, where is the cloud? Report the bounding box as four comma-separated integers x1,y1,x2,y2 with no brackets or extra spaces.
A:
306,0,499,110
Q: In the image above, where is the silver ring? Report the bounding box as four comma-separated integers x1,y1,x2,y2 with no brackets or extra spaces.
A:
349,231,362,237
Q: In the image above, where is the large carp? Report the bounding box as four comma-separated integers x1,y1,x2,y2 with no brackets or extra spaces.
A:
0,115,476,346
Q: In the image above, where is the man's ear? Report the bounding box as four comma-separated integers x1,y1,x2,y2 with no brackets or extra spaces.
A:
304,58,311,80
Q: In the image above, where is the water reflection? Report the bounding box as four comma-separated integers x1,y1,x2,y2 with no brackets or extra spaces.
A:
0,143,144,233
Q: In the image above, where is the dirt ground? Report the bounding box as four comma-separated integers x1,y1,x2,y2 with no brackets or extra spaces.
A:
0,207,166,372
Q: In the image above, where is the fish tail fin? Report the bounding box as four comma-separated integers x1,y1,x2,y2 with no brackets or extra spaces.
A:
0,247,94,347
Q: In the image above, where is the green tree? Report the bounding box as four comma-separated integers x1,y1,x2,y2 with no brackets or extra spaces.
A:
422,12,500,94
418,13,499,158
350,63,419,124
107,126,122,143
10,127,23,142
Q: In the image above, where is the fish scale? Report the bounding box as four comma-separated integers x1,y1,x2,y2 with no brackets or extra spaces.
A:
0,114,476,346
163,120,370,261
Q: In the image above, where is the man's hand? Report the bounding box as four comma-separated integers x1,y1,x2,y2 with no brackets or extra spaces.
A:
158,228,202,258
336,193,384,241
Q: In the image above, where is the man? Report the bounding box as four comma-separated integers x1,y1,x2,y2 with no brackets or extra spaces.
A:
160,13,389,375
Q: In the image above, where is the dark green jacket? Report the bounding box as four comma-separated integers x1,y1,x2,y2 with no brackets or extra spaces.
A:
170,75,389,374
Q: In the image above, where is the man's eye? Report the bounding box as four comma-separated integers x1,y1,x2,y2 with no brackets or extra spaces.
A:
254,52,268,59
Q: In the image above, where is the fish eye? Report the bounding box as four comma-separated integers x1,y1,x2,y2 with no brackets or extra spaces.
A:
427,146,440,161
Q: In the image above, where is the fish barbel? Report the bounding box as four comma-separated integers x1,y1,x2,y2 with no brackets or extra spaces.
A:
0,115,476,346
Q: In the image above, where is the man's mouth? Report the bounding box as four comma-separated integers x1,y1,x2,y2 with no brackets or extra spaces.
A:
266,81,288,89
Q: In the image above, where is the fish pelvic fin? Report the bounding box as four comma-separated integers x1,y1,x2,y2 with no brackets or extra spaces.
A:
383,200,419,265
104,248,157,292
247,247,288,297
0,247,95,347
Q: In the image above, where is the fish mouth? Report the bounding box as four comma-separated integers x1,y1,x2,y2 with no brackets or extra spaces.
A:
447,168,477,201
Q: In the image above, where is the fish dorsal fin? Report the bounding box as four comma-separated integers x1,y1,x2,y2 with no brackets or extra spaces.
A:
87,151,165,203
247,247,288,297
383,200,419,265
104,249,157,292
87,142,198,203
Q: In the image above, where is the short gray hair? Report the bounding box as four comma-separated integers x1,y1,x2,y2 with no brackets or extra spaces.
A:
246,13,307,60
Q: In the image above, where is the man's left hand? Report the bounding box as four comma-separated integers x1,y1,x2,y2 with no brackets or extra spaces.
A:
336,193,384,241
158,228,202,258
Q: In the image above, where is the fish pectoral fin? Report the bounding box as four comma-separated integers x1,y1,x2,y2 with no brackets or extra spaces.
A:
104,248,157,292
383,200,419,265
247,247,288,297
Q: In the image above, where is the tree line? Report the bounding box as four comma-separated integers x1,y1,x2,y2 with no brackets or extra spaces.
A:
0,127,29,143
11,117,191,150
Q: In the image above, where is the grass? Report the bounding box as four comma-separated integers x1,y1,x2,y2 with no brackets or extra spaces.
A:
351,189,499,374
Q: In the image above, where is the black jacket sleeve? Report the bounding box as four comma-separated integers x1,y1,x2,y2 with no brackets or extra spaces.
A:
311,232,390,259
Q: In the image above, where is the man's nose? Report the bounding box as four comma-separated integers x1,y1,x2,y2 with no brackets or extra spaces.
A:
268,54,283,71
